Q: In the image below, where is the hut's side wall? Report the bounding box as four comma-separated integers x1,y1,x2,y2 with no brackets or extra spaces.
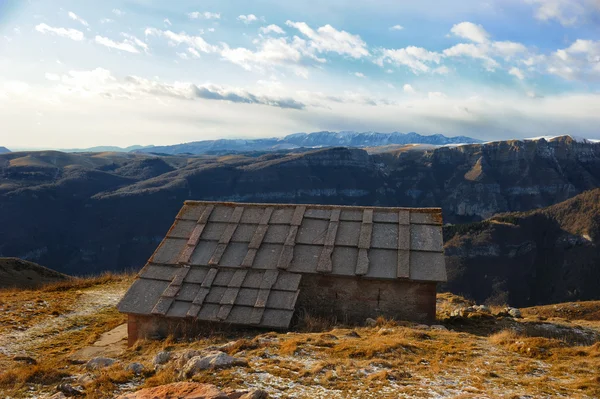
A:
296,275,437,324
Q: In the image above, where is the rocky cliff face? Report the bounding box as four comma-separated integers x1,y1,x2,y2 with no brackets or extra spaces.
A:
443,188,600,306
1,136,600,293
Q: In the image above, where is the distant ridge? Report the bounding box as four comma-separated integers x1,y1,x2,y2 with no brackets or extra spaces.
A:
0,257,69,289
0,146,10,154
60,145,154,153
134,131,482,155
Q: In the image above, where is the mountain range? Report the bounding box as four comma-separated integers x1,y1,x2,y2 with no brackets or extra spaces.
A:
1,135,599,306
0,147,10,154
132,131,482,155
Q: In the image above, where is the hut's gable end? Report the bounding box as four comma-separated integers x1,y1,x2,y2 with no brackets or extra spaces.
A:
117,201,446,330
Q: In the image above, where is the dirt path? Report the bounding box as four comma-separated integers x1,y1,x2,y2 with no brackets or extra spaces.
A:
0,284,126,358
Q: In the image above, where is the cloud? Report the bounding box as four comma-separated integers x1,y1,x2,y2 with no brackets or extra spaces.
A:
112,9,125,17
450,22,489,44
45,73,60,81
238,14,259,24
187,11,220,20
354,72,365,78
376,46,442,74
390,25,404,31
219,36,325,77
443,43,499,70
145,28,216,53
509,67,525,80
403,84,416,94
188,48,201,59
100,18,114,24
260,24,285,35
525,0,592,26
428,91,447,99
433,66,450,74
286,21,369,59
164,18,172,26
545,39,600,80
95,34,148,54
35,23,84,41
68,12,89,27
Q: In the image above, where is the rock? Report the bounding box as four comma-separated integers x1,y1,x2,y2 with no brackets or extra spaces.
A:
176,349,202,368
345,331,361,338
116,382,229,399
86,357,116,371
13,355,37,364
237,390,269,399
365,318,377,327
430,325,448,331
126,362,145,375
506,307,522,318
153,351,171,366
414,324,430,330
76,374,95,386
474,305,491,314
181,352,248,378
56,383,84,397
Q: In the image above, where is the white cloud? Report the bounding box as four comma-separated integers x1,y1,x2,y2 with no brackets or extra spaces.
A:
95,35,147,54
390,25,404,31
403,84,416,94
112,9,125,17
492,41,528,58
428,91,447,99
68,12,89,27
188,47,201,59
187,11,220,20
260,24,285,35
286,21,369,59
100,18,114,24
433,66,450,74
443,43,499,71
509,67,525,80
545,39,600,80
164,18,172,26
377,46,442,74
238,14,259,24
145,28,216,53
525,0,590,26
45,73,60,81
354,72,365,78
450,22,490,44
177,52,188,60
35,23,84,41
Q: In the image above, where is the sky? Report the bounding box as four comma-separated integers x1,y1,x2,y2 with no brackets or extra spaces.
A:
1,0,600,149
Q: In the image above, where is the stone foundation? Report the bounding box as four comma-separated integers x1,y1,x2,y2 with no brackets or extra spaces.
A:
296,275,436,324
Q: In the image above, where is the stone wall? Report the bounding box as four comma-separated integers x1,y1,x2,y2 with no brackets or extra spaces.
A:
295,274,437,324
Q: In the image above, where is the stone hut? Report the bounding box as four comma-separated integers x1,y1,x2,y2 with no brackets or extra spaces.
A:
117,201,446,344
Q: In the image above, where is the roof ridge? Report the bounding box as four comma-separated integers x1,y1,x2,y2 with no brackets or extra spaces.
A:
183,200,442,213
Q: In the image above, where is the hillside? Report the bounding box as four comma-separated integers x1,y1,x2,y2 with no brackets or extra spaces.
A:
1,136,600,306
0,147,10,154
0,258,69,289
444,188,600,306
134,131,481,155
0,278,598,398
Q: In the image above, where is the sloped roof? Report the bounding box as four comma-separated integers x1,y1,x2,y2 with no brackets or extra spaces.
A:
118,201,446,329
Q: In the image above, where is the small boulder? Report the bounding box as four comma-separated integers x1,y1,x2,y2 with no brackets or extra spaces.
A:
430,325,448,331
474,305,491,314
153,351,171,366
86,357,116,371
176,349,202,368
182,352,248,378
126,362,145,375
365,318,377,327
506,307,522,318
414,324,430,330
345,331,361,338
237,390,270,399
116,382,229,399
56,383,84,397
